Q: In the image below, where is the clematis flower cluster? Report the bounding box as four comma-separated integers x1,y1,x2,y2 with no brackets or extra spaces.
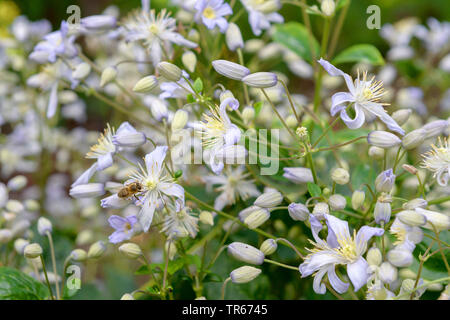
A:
0,0,448,302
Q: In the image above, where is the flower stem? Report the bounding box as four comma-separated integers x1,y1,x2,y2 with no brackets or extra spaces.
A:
221,277,231,300
312,117,339,148
46,232,60,300
428,195,450,205
40,255,55,300
237,48,250,106
279,80,300,121
264,259,298,271
261,88,298,141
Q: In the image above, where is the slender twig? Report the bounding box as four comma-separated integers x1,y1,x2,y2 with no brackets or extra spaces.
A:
40,255,55,300
46,232,60,300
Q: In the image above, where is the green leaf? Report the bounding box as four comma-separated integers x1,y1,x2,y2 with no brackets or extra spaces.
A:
193,78,203,93
183,254,202,269
273,22,319,63
307,182,322,198
332,44,385,66
0,267,49,300
186,93,195,103
253,101,263,117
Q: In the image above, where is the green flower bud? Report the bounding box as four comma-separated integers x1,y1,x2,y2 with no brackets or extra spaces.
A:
230,266,261,284
88,240,106,259
119,243,143,259
133,75,158,93
70,249,88,262
100,66,117,87
24,243,43,259
260,239,277,255
157,61,182,82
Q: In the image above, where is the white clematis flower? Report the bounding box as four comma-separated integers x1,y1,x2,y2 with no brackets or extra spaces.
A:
128,146,185,232
318,58,405,135
299,214,384,294
421,137,450,186
203,166,261,210
122,9,197,66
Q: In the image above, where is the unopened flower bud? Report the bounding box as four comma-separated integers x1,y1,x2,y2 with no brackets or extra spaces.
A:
399,268,417,279
100,66,117,87
367,131,401,148
187,29,200,43
321,0,335,16
392,109,411,126
242,72,278,88
242,106,255,122
0,183,8,207
113,123,146,148
80,15,116,30
400,278,415,294
352,190,365,210
157,62,182,82
401,128,426,150
368,146,385,159
24,243,43,259
254,191,282,208
230,266,261,284
226,22,244,51
415,208,450,231
283,167,314,183
284,115,297,128
313,202,329,219
6,200,24,213
402,198,427,210
69,183,105,198
70,249,88,262
72,62,91,80
14,238,29,254
121,293,135,300
7,175,27,191
328,194,346,211
375,169,395,193
260,239,277,255
171,109,189,131
133,75,158,93
288,202,309,221
387,248,413,267
37,217,52,236
422,119,449,139
379,262,398,284
227,242,265,265
119,243,142,259
150,98,168,121
367,247,382,266
199,211,214,226
24,199,40,212
182,51,197,73
397,210,426,227
331,168,350,185
212,60,250,80
165,241,177,260
88,240,106,259
374,195,392,224
244,208,270,229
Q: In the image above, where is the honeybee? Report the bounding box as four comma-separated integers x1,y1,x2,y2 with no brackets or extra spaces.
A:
117,182,143,199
